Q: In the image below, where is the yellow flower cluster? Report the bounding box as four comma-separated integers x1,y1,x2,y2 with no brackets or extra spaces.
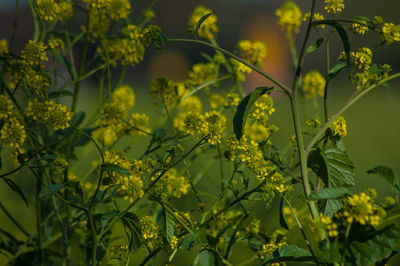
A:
109,244,129,262
303,12,325,29
258,240,286,260
140,216,161,250
381,22,400,44
352,21,369,35
169,235,179,250
237,40,268,68
201,110,226,144
83,0,131,21
140,25,162,47
209,93,225,109
320,214,339,237
0,116,27,149
245,122,278,143
52,158,69,176
302,70,326,98
230,59,252,82
305,118,321,128
25,99,73,131
150,77,178,106
328,116,347,137
227,135,264,169
112,84,136,112
0,95,14,120
152,168,190,199
351,47,373,71
21,40,48,68
256,166,289,199
188,6,218,40
187,62,217,88
48,38,64,54
25,68,50,97
127,113,150,136
0,39,9,54
250,94,276,124
324,0,344,14
103,150,148,202
275,1,303,35
342,191,383,226
37,0,73,22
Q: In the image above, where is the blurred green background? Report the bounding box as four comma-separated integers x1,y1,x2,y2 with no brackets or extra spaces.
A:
1,0,400,264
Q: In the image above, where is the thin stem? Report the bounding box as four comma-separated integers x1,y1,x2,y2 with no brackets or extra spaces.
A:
282,195,320,266
0,201,31,238
181,75,231,100
27,0,39,41
168,38,290,94
305,72,400,156
10,0,20,52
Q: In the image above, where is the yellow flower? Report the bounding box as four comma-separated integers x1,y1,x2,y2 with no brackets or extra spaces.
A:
320,213,339,238
324,0,344,14
127,113,150,136
37,0,60,21
302,70,326,98
0,95,14,120
343,192,374,225
107,0,131,20
381,23,400,44
329,116,347,137
150,77,178,106
352,21,369,35
188,6,218,40
48,38,64,54
112,85,135,112
209,93,225,109
250,94,275,124
21,40,48,68
303,13,325,29
276,1,302,35
44,101,73,130
83,0,109,9
237,40,268,67
140,216,159,240
152,168,190,199
200,110,226,145
178,96,202,113
170,235,179,250
187,62,217,88
0,39,9,54
0,117,26,148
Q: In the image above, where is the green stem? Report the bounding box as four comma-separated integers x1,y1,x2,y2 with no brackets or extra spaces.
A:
27,0,39,41
282,195,320,266
288,33,298,70
36,173,44,266
181,75,231,100
305,72,400,156
0,201,31,238
168,38,290,94
10,0,20,52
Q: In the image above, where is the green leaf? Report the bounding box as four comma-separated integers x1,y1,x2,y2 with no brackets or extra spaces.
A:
319,239,342,263
3,178,29,206
164,210,175,243
308,147,355,188
233,87,273,140
324,199,343,217
367,165,400,195
309,187,351,200
327,62,348,80
182,231,199,251
353,16,372,23
312,21,350,63
52,53,74,78
279,197,289,230
195,249,220,266
348,225,400,265
39,184,64,200
121,212,142,252
101,164,130,177
305,38,324,54
268,245,314,263
195,13,212,36
70,111,85,128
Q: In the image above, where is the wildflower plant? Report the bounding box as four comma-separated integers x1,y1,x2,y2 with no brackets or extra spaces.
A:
0,0,400,265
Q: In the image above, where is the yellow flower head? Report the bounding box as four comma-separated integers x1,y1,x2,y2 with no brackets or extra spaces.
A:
48,38,64,54
200,110,226,145
352,21,369,35
188,6,218,40
0,39,9,54
237,40,268,67
303,13,325,29
0,117,26,148
276,1,302,35
250,94,275,124
37,0,60,21
21,40,48,68
153,168,190,199
381,23,400,44
209,93,225,109
107,0,131,20
178,96,202,113
44,100,73,130
324,0,344,14
140,216,159,240
343,192,378,225
150,77,177,106
302,70,326,98
187,62,217,88
127,113,150,136
0,95,14,120
112,85,135,112
329,116,347,137
140,25,162,47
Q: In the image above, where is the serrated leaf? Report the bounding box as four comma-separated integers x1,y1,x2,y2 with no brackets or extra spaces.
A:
367,165,400,195
279,197,289,230
3,178,29,206
195,13,212,36
308,147,355,188
324,199,344,217
268,245,314,263
348,225,400,265
101,164,130,177
165,210,175,243
327,62,348,80
39,184,64,200
305,38,324,53
312,21,350,64
309,187,351,200
121,212,142,252
182,231,199,251
233,87,273,140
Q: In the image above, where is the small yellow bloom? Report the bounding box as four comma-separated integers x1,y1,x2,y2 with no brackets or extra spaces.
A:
276,1,302,35
302,70,326,98
188,6,218,40
329,116,347,137
324,0,344,14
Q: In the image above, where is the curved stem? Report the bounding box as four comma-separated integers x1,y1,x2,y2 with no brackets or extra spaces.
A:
305,72,400,156
168,38,290,94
